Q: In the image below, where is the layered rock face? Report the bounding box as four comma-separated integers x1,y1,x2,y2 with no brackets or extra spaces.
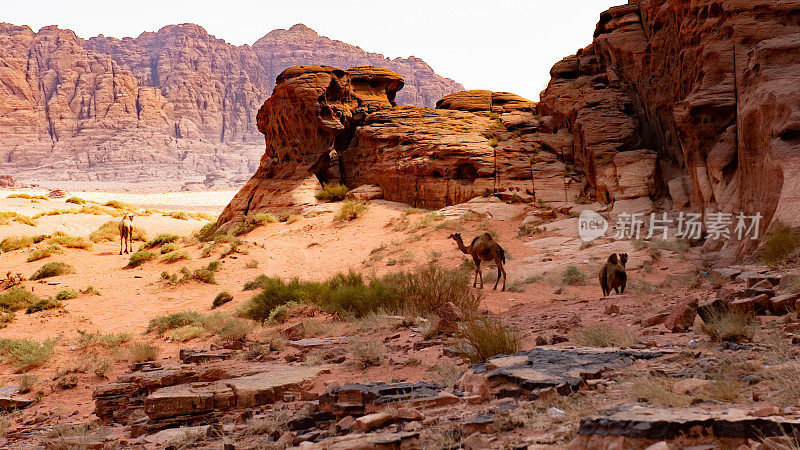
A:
218,66,578,224
537,1,800,253
0,23,462,189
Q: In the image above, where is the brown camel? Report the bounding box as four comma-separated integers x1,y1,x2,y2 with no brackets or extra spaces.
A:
449,232,507,291
119,214,134,255
599,253,628,296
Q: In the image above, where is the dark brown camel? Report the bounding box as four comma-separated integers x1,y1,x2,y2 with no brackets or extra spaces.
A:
119,214,134,255
449,232,507,291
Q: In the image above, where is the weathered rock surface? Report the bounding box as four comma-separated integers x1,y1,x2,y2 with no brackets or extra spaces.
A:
575,404,800,444
0,23,462,189
457,347,664,399
218,68,576,223
538,1,800,256
318,382,446,417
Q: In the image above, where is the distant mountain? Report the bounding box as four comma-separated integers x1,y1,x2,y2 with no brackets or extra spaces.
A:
0,23,463,189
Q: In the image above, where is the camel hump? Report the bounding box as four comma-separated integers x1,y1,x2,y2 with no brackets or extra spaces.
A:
606,253,619,264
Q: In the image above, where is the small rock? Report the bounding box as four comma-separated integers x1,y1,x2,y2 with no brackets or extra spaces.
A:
749,405,780,417
672,378,711,395
281,323,306,341
354,412,396,432
463,432,491,450
547,407,566,418
550,334,569,344
644,442,670,450
336,415,355,430
664,298,698,332
604,304,620,315
464,395,483,405
405,421,422,431
534,335,548,346
397,408,424,421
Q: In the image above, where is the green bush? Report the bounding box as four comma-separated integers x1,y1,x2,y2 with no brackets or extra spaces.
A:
66,197,86,205
26,298,62,314
55,289,79,300
315,183,349,202
48,232,92,250
244,275,270,291
212,292,233,309
760,222,800,264
140,234,179,250
0,338,56,370
27,244,63,262
161,250,189,263
180,263,218,284
561,265,587,286
455,315,522,363
335,200,367,222
194,222,219,242
233,213,278,236
126,251,156,268
0,236,35,253
103,200,131,209
31,261,74,280
160,242,178,254
147,311,205,334
0,288,41,311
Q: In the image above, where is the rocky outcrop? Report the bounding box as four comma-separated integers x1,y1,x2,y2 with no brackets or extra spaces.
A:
218,66,580,223
0,23,462,189
537,1,800,257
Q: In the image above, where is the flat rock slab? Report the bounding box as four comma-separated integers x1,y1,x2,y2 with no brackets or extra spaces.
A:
179,348,236,364
0,386,33,410
309,431,420,449
319,382,445,416
288,336,352,349
579,404,800,440
458,347,664,398
144,365,328,420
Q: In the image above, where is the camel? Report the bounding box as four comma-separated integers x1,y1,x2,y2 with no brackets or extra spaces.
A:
599,253,628,296
119,214,134,255
449,232,507,291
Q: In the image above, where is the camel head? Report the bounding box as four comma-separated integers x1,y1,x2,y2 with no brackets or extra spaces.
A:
448,233,461,241
619,253,628,267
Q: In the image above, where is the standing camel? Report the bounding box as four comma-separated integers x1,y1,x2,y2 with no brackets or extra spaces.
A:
119,214,134,255
449,232,507,291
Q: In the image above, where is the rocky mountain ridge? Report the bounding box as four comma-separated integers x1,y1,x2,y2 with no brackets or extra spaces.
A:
0,23,463,189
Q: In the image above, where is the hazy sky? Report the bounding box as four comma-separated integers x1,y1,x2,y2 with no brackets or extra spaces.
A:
4,0,622,101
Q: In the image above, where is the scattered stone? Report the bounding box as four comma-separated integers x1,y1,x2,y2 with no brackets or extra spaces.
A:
769,293,800,315
748,406,781,417
318,382,445,416
287,336,351,350
604,304,620,315
534,335,548,346
577,404,800,442
458,347,664,399
461,414,495,435
550,334,569,344
712,268,741,281
0,386,34,410
413,340,443,350
281,323,307,341
311,431,420,449
664,298,698,332
179,348,235,364
345,184,383,201
641,311,670,328
644,442,670,450
354,411,396,432
396,408,424,421
671,378,711,395
335,415,355,430
463,432,491,450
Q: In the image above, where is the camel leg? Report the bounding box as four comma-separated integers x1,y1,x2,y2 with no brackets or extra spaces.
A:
493,265,500,290
477,262,484,289
499,262,506,291
127,233,132,254
119,235,123,255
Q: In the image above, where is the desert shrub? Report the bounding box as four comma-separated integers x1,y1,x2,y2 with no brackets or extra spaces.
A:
89,220,146,242
285,214,302,224
630,375,692,407
506,280,526,293
26,298,62,314
699,309,758,342
335,200,367,222
76,205,116,216
315,183,349,202
571,324,638,347
103,200,131,209
455,315,522,363
27,244,63,262
233,213,278,236
166,325,205,342
161,250,189,263
0,236,34,252
30,261,74,280
160,242,178,254
204,314,253,341
126,250,156,268
65,197,85,204
48,232,92,250
80,286,101,296
147,311,205,335
194,222,219,242
0,311,15,328
167,211,189,220
18,374,37,394
55,289,79,301
245,259,259,269
181,265,217,284
32,208,78,218
348,340,384,369
141,234,179,250
128,342,160,362
76,330,131,350
0,288,41,311
1,213,36,226
238,262,476,323
760,222,800,264
561,265,587,285
212,292,233,309
0,338,56,371
244,275,271,291
6,194,31,199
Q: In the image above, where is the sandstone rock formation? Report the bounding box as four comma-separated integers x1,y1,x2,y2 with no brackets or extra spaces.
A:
0,23,462,189
217,65,579,224
536,1,800,257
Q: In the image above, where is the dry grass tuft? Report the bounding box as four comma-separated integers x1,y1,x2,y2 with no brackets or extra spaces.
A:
335,200,367,222
455,315,522,363
571,324,638,347
128,341,160,362
699,309,758,342
30,261,74,280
